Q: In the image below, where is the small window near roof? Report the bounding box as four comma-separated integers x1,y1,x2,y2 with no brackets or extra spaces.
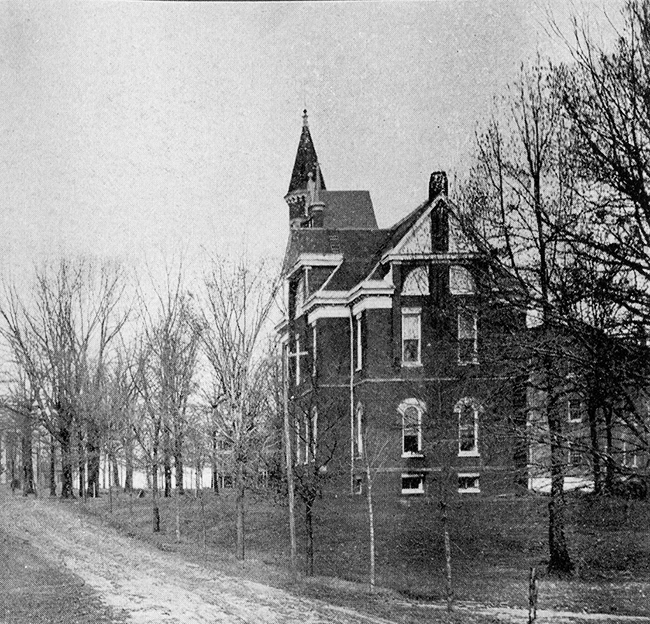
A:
450,266,476,295
401,473,425,495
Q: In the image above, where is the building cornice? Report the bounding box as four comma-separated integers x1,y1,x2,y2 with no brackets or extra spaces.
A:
286,253,344,280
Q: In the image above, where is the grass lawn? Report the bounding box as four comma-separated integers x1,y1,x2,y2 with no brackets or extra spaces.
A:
72,487,650,618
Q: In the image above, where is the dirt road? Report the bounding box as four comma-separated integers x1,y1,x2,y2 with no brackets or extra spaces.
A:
0,489,398,624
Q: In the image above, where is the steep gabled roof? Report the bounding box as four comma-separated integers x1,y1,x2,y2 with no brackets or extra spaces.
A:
287,111,326,195
321,230,391,290
282,228,390,286
319,191,378,229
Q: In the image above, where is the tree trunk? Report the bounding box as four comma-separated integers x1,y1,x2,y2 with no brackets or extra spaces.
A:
365,465,375,589
59,427,74,498
175,488,181,543
78,429,85,498
21,419,36,496
86,426,101,498
547,399,573,576
211,430,219,493
110,452,120,490
174,428,184,495
305,497,314,577
441,501,454,612
163,430,172,498
587,396,601,494
235,458,245,560
604,403,614,493
124,437,133,493
152,455,161,533
49,435,57,497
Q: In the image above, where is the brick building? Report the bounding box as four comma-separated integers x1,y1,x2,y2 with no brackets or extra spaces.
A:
278,112,527,499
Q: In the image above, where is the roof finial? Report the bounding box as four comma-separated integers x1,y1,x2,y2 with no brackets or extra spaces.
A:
302,109,309,128
314,161,321,202
307,171,315,204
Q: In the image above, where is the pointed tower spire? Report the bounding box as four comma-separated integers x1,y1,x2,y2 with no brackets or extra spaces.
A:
287,109,326,195
285,110,326,227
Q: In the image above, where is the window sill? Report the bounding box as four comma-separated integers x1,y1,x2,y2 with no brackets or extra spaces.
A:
458,359,479,366
458,488,480,494
458,451,480,458
401,489,424,495
567,418,582,424
401,362,423,368
402,452,424,459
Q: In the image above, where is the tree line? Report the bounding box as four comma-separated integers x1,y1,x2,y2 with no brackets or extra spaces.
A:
458,0,650,575
0,256,281,560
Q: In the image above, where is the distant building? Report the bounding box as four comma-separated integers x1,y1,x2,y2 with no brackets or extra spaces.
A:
278,111,528,498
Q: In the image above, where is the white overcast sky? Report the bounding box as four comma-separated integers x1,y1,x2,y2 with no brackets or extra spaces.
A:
0,0,624,282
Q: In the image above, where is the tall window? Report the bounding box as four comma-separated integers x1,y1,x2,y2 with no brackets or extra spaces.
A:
458,310,478,364
399,399,424,456
567,399,583,423
310,407,318,462
456,398,479,456
356,314,363,371
354,403,364,458
402,308,421,365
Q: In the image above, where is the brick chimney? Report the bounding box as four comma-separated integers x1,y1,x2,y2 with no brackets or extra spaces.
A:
429,171,448,201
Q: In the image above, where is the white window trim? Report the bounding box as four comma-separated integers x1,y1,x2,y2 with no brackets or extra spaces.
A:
310,407,318,463
567,399,583,423
401,472,425,495
457,311,478,365
456,398,480,457
450,265,476,295
398,398,425,458
458,472,480,494
402,265,430,296
623,440,639,468
401,307,422,367
356,314,363,371
355,403,364,459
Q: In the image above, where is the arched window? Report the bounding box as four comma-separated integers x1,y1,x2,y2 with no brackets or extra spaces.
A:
402,266,430,296
398,399,426,457
354,403,364,458
455,398,480,456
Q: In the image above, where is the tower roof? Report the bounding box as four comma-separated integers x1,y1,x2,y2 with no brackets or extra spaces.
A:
287,110,326,194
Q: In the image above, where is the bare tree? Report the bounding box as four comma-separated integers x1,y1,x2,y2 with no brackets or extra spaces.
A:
197,256,280,561
461,62,575,575
131,268,200,532
0,258,127,498
360,426,390,590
